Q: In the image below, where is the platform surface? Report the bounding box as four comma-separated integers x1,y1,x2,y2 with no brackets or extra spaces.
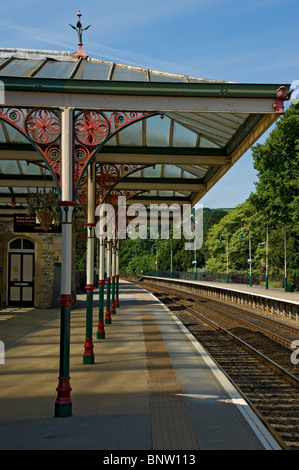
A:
0,280,282,451
142,276,299,304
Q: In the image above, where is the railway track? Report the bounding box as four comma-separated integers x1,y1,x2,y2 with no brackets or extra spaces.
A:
136,279,299,450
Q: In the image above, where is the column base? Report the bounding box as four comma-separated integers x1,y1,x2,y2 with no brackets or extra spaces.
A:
111,301,116,315
105,308,111,324
55,402,72,418
83,338,95,364
97,320,105,339
83,354,95,365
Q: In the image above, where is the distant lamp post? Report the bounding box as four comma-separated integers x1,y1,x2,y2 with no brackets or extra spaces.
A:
165,241,173,278
284,228,287,292
152,243,158,277
192,260,197,280
261,225,269,290
219,234,229,283
240,226,252,287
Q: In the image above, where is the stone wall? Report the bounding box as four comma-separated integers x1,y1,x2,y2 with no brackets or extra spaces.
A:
0,216,63,308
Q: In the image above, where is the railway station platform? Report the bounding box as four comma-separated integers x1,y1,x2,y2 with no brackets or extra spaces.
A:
141,276,299,303
0,280,282,451
140,276,299,323
189,280,299,303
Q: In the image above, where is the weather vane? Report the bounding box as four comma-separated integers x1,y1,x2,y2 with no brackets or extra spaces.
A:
70,10,91,59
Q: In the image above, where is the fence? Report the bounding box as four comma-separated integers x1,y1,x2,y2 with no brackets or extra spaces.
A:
142,270,298,291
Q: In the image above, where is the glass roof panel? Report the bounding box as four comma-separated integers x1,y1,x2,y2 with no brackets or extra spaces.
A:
150,72,186,82
112,65,147,81
0,59,41,77
18,161,41,175
163,165,182,178
146,115,170,147
199,136,221,148
5,123,28,143
35,60,76,79
174,191,191,196
74,60,112,80
177,164,209,178
12,187,27,193
0,187,10,193
172,122,198,147
0,160,19,173
0,123,7,142
157,190,174,196
142,165,162,177
103,134,117,146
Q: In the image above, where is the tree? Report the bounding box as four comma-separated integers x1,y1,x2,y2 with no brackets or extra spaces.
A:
251,103,299,233
205,199,265,274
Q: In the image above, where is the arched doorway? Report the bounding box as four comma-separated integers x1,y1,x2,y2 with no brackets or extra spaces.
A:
7,238,35,306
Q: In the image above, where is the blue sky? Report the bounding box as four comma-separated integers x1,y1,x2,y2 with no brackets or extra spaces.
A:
1,0,298,208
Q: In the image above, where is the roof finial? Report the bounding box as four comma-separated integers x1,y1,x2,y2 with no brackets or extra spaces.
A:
70,10,91,59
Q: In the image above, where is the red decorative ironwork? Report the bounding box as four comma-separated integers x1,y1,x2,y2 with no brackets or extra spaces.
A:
25,108,60,144
77,162,147,214
73,111,159,195
0,106,161,201
74,110,110,146
272,86,293,113
0,106,62,193
95,163,149,207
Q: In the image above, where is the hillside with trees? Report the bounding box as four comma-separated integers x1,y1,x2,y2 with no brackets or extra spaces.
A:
205,103,299,289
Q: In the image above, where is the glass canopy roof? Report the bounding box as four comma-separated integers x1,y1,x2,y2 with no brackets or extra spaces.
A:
0,48,285,213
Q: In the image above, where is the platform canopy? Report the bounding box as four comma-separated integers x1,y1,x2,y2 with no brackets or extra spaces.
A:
0,47,291,215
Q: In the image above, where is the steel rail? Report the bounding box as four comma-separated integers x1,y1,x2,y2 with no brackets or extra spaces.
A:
162,294,298,450
140,280,299,350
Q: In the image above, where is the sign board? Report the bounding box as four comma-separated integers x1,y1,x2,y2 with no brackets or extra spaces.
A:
13,214,61,233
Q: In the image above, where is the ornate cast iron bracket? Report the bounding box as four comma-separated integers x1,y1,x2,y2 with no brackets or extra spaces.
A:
73,110,160,198
0,106,162,202
0,106,62,193
272,86,293,113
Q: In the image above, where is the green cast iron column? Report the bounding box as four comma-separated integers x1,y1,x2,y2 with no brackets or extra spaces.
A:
111,240,116,315
97,237,105,338
55,107,74,418
83,163,96,364
105,240,112,324
115,239,120,307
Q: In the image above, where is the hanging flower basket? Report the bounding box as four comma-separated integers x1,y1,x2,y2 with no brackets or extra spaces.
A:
36,208,56,232
26,189,59,232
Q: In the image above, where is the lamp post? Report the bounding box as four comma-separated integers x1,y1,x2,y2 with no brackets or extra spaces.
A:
284,228,287,292
240,226,252,287
192,260,197,280
219,234,229,283
152,243,158,276
261,226,269,290
165,241,173,278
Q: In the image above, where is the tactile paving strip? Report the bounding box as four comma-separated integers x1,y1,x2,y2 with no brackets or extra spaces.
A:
136,292,198,450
